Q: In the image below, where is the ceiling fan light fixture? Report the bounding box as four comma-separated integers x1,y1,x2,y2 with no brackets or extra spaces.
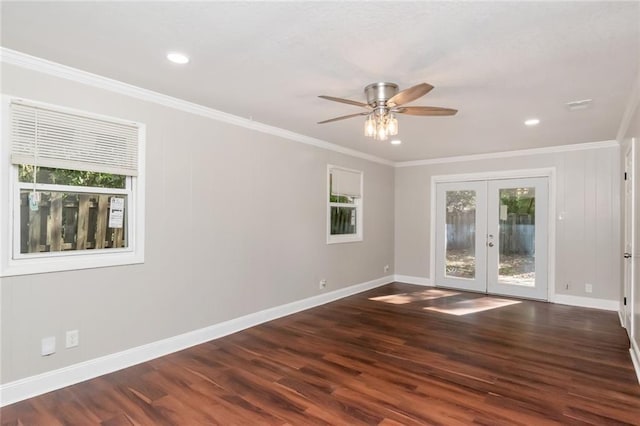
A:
365,110,398,140
377,122,389,140
388,114,398,136
524,118,540,126
364,115,376,137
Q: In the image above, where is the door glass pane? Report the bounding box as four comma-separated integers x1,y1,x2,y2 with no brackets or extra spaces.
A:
445,190,476,279
498,187,535,286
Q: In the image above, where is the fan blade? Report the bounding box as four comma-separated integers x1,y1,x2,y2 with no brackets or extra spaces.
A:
395,106,457,116
318,112,369,124
387,83,434,106
318,95,369,108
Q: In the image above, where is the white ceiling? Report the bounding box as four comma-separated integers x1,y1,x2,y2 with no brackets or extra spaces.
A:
1,1,639,162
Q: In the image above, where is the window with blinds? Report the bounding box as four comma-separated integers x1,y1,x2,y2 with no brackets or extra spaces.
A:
4,98,145,275
327,165,363,244
11,101,139,176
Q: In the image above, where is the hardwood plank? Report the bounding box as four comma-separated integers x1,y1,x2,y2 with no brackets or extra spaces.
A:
2,283,639,425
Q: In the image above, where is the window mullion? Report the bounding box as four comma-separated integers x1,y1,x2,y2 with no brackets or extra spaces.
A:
330,201,359,208
16,182,129,195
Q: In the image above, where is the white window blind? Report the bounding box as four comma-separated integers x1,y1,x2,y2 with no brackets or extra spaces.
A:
10,101,139,176
331,168,361,198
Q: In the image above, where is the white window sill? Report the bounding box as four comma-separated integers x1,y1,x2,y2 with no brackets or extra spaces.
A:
327,235,363,244
0,250,144,277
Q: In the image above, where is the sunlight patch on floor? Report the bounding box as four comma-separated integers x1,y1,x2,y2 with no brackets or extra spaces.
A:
424,297,521,316
498,276,535,287
369,289,460,305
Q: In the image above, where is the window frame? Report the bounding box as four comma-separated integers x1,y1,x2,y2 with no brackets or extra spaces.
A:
0,96,146,277
327,164,363,244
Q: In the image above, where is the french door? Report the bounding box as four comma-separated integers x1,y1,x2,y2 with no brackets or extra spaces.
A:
435,177,549,300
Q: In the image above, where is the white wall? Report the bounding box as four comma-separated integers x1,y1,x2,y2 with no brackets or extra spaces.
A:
0,63,395,384
395,145,621,302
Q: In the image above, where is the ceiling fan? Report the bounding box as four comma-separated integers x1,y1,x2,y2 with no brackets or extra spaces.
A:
318,82,457,140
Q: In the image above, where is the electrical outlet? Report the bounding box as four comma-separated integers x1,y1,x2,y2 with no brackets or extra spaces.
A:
319,279,327,290
66,330,79,348
41,336,56,356
384,265,390,273
585,283,593,293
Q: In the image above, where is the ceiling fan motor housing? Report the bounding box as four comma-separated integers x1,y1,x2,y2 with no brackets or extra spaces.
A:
364,82,399,107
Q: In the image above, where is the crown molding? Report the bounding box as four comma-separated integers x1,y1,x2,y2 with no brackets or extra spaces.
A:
395,140,620,168
0,48,624,169
0,47,394,167
616,71,640,142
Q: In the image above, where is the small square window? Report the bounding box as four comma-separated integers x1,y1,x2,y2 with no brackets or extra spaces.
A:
327,165,363,244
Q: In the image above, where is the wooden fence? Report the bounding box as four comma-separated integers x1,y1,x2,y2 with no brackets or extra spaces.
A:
446,211,534,255
20,191,126,254
446,211,476,250
499,213,535,255
331,207,356,235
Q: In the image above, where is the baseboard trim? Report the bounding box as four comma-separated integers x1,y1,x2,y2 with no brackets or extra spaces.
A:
0,275,393,407
552,294,619,311
393,275,434,286
630,339,640,385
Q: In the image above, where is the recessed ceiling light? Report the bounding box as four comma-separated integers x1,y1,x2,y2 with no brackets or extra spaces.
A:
524,118,540,126
391,139,402,145
167,52,189,64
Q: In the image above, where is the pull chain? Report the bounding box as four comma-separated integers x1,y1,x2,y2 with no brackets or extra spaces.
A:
28,110,40,211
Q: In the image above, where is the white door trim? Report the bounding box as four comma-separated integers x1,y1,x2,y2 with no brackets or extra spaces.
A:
623,141,635,335
430,167,557,301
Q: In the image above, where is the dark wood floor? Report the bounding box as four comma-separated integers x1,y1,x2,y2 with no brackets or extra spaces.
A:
2,283,640,425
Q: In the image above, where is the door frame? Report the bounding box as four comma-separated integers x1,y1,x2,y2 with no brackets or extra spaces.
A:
430,167,557,301
623,142,635,334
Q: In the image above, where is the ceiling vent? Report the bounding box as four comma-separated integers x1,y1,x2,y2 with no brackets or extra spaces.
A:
566,99,592,111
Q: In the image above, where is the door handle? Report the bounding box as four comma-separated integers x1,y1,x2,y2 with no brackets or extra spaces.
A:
488,242,494,247
624,253,632,259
